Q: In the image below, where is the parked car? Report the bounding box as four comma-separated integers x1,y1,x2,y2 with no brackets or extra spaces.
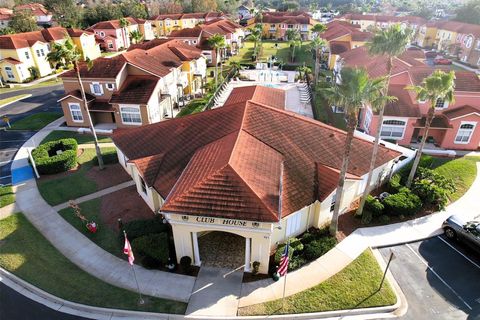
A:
442,214,480,251
434,58,452,65
425,51,438,58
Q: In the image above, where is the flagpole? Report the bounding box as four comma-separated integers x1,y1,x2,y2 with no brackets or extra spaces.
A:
124,230,144,305
282,267,288,309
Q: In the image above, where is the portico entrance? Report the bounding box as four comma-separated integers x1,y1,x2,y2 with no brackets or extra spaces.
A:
198,231,246,270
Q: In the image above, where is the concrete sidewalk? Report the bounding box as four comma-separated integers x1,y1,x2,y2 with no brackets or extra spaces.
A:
239,162,480,307
11,118,195,303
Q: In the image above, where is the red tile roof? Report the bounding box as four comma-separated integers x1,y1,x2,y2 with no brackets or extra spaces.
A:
223,85,285,109
340,14,426,25
16,3,50,16
0,26,91,49
61,57,127,79
112,86,400,222
151,12,225,21
0,57,22,65
384,84,421,117
408,67,480,92
435,20,480,37
443,105,480,120
110,75,159,105
259,12,312,24
413,116,452,129
330,41,351,54
91,17,139,30
168,26,203,38
317,164,361,201
58,90,96,102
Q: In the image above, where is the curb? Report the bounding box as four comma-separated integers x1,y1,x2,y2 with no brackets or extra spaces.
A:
0,94,32,109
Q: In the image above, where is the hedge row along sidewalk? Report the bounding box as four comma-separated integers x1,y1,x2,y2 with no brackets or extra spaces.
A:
0,212,187,314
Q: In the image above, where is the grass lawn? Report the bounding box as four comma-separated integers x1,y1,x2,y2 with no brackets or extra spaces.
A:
37,147,115,206
0,186,15,208
0,213,186,313
238,249,396,316
58,198,123,258
230,40,313,67
41,130,112,144
0,94,30,107
176,98,209,117
429,156,480,202
9,112,62,131
0,78,63,94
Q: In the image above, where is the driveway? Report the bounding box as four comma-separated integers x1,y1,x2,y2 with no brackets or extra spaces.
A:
0,84,64,185
380,236,480,320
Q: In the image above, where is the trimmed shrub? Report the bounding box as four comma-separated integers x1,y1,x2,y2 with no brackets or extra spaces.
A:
365,195,384,217
300,228,329,245
411,167,455,210
32,138,78,174
383,188,422,216
289,237,304,252
94,149,118,165
180,256,192,274
388,174,402,193
379,215,390,223
303,236,337,261
289,256,307,271
131,233,169,265
122,217,167,241
140,255,162,269
274,243,294,265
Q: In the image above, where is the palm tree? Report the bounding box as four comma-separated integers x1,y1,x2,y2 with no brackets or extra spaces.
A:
296,65,311,83
48,38,104,169
286,29,301,62
356,25,412,217
405,70,455,187
310,37,327,83
323,67,387,236
207,34,226,89
248,27,262,53
119,17,131,48
229,60,242,73
129,29,143,44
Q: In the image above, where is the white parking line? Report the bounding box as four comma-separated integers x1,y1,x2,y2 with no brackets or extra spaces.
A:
437,236,480,270
405,243,473,311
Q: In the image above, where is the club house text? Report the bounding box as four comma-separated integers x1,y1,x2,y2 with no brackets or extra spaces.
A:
195,216,251,227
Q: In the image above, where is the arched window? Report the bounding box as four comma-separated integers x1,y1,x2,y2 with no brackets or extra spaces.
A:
455,122,476,144
381,119,407,139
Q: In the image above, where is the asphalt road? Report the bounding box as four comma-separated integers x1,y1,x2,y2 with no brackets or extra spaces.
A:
0,84,64,185
0,282,92,320
380,236,480,320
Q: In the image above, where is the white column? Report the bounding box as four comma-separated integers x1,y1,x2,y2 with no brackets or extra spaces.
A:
244,237,251,272
192,232,201,266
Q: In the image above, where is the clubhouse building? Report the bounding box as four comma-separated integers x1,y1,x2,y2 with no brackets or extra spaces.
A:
112,85,403,274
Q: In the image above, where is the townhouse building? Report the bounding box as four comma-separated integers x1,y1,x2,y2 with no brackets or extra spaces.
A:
257,11,319,40
0,27,101,83
337,13,426,34
168,19,244,66
0,8,12,29
58,39,207,128
151,12,225,37
89,17,154,52
336,46,480,151
15,3,53,27
111,84,402,273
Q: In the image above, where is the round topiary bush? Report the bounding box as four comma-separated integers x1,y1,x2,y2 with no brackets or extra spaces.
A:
31,138,78,174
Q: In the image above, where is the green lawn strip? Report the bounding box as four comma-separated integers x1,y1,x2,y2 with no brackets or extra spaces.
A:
37,147,115,206
0,213,186,313
232,41,313,67
176,99,208,117
0,78,63,94
9,112,63,131
430,156,480,202
0,94,30,107
58,198,123,258
0,186,15,208
41,130,112,144
238,249,396,316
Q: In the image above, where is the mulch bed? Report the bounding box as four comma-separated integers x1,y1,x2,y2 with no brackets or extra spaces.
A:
99,185,154,231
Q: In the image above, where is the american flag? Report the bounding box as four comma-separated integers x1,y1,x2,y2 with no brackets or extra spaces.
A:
123,232,135,266
278,242,289,276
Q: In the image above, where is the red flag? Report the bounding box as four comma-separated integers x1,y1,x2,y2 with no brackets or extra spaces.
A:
123,233,135,266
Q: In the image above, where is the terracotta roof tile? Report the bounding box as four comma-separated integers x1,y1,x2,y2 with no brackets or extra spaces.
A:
409,67,480,92
223,85,285,109
61,57,127,79
112,86,400,222
443,105,480,120
330,41,350,54
413,116,452,129
110,76,159,105
0,57,22,65
317,164,361,201
384,84,421,117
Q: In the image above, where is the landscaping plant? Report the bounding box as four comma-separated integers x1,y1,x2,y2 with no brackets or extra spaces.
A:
32,138,78,174
383,187,422,216
411,167,456,210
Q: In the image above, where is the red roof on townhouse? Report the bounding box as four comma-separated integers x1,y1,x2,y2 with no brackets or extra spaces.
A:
435,20,480,36
112,85,400,222
90,17,139,30
408,67,480,92
0,26,87,49
16,3,50,16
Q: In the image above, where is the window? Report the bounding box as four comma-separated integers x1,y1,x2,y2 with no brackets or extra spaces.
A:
100,31,105,37
455,122,476,144
108,42,113,49
36,49,41,57
106,83,115,90
192,40,197,44
363,109,372,132
380,119,407,139
120,106,142,124
475,40,480,51
69,104,83,122
330,193,336,212
40,48,45,56
285,212,302,237
139,175,147,194
287,24,294,29
5,66,14,79
91,82,103,95
435,98,449,109
25,51,29,59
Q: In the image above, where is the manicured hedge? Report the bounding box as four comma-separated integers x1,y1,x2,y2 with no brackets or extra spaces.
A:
383,188,422,216
365,195,384,217
32,138,78,174
131,233,169,267
303,237,337,261
122,217,168,241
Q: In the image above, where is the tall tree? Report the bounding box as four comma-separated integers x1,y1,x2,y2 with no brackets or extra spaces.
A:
286,29,301,62
405,70,455,187
356,25,412,217
9,10,37,33
311,23,327,83
455,0,480,25
119,0,148,19
322,68,387,236
44,0,81,27
47,39,105,169
207,34,226,89
130,30,143,44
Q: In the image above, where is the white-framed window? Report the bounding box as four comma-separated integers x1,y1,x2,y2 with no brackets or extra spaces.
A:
285,211,302,237
139,175,147,194
363,108,372,132
192,40,197,44
120,105,142,125
454,122,476,144
68,103,83,122
330,193,336,212
106,83,115,90
380,119,407,139
90,82,103,95
435,98,449,109
287,24,294,29
5,66,14,79
40,48,45,56
108,42,113,49
36,49,41,57
24,51,29,59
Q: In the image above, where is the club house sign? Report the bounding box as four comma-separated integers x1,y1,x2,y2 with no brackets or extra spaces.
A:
185,215,261,228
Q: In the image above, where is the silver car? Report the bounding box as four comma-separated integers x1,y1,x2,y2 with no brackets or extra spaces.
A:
442,214,480,251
